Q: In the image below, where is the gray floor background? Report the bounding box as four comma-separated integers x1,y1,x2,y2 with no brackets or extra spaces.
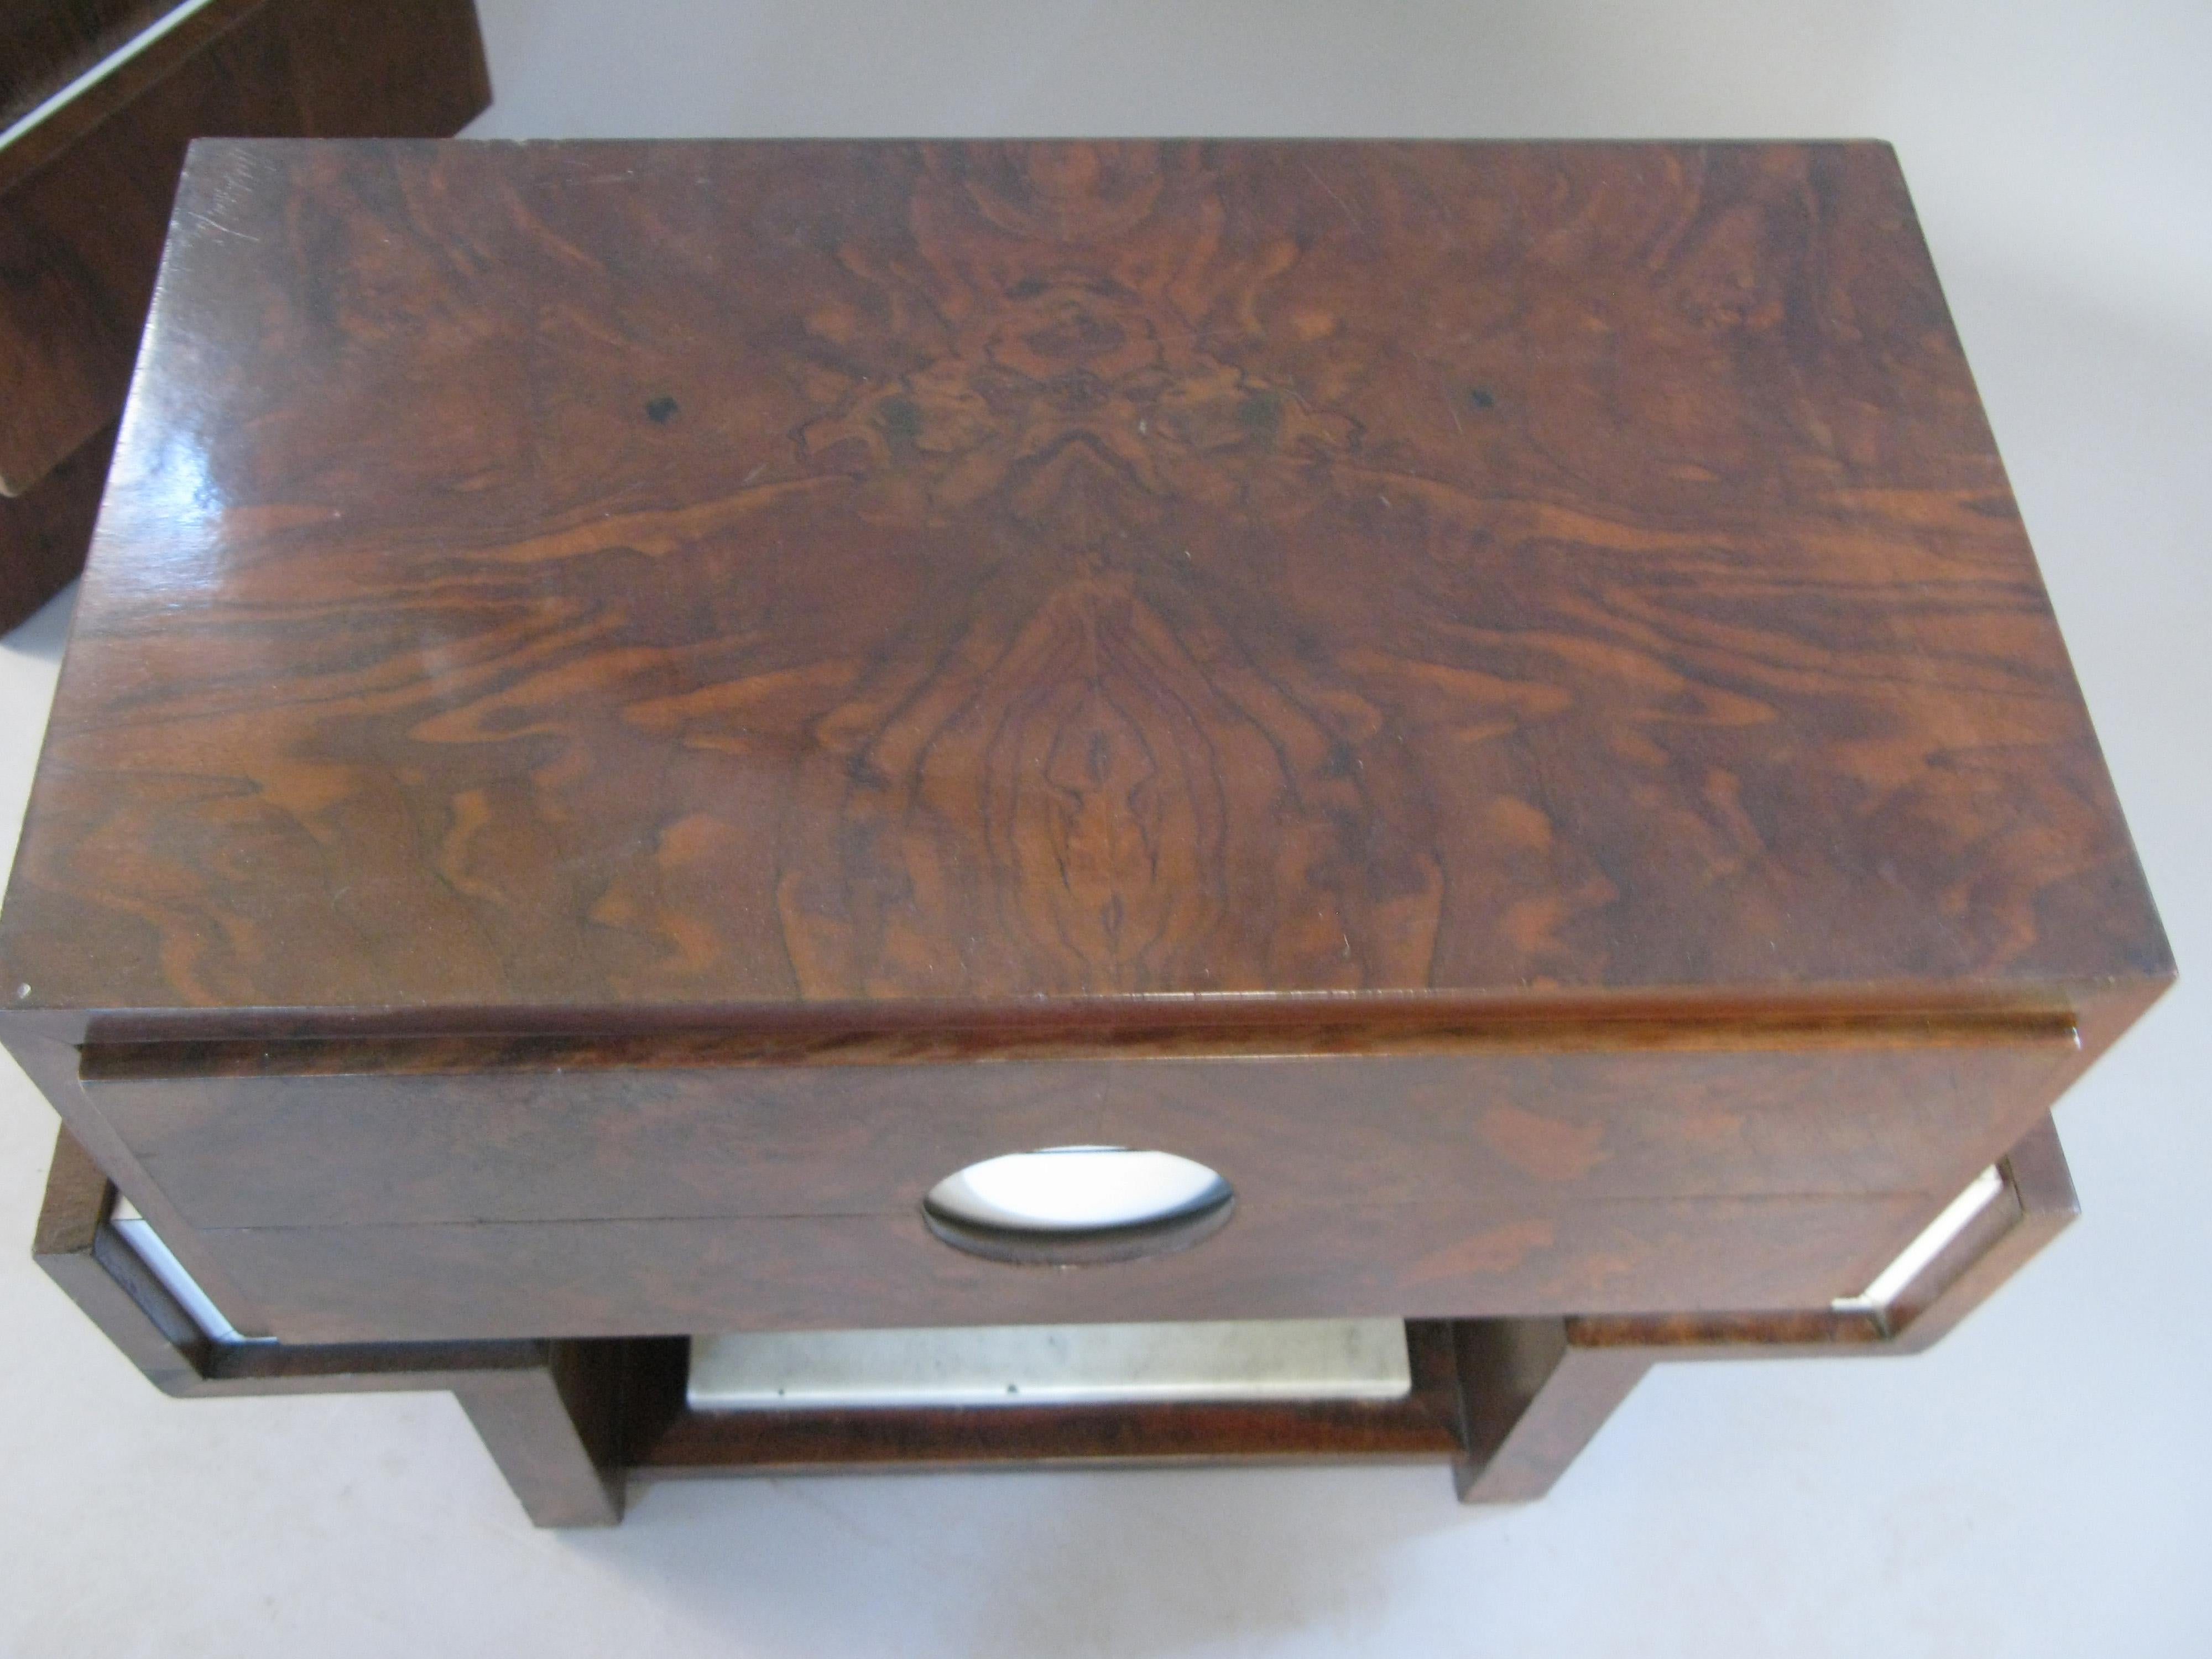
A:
2,3,2206,1652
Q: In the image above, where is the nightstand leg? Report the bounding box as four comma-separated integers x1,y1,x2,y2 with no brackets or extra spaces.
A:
455,1342,626,1528
1450,1319,1652,1503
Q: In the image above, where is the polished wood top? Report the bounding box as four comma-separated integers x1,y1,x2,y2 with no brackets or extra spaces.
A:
0,139,2170,1029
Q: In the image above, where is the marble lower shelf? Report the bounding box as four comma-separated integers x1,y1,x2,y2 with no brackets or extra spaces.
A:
686,1318,1414,1411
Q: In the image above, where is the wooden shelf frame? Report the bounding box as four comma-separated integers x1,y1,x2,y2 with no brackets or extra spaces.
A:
30,1118,2076,1527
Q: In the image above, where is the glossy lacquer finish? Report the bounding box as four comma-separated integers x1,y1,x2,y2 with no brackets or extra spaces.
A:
1,140,2172,1518
0,0,491,630
0,139,2170,1033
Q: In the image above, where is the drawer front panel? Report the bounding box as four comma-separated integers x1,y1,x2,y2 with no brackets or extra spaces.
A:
86,1042,2077,1234
192,1191,1939,1344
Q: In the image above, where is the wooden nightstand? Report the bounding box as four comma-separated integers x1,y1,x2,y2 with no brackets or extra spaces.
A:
2,138,2171,1526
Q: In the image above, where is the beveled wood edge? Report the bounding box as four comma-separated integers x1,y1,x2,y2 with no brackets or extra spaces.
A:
72,1003,2084,1081
13,981,2123,1045
1878,1113,2077,1354
27,1114,2079,1522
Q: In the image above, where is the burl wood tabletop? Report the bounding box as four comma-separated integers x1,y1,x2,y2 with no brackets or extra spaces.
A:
0,139,2169,1025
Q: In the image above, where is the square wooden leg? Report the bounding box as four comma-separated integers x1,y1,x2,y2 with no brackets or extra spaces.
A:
1451,1320,1653,1503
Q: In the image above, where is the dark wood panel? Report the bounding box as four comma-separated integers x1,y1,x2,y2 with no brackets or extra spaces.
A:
453,1345,625,1527
0,420,113,628
192,1191,1933,1344
86,1039,2081,1231
9,1021,275,1333
0,0,490,494
1,0,173,126
0,139,2169,1021
1449,1317,1651,1503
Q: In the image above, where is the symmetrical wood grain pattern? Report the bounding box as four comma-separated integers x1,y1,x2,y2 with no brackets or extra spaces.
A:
0,139,2169,1025
0,142,2170,1519
32,1120,2076,1523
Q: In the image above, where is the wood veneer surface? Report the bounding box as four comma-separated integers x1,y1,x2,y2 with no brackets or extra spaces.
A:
0,0,492,497
0,139,2170,1039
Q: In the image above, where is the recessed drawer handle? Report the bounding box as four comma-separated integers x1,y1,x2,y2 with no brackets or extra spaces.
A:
922,1146,1234,1265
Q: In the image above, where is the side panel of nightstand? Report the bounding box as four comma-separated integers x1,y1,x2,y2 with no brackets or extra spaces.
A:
30,1128,626,1526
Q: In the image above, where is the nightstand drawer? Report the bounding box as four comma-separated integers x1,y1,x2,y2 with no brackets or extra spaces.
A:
85,1024,2083,1228
184,1190,1942,1343
77,1020,2081,1342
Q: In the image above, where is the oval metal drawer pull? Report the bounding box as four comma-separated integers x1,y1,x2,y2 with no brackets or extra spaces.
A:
922,1146,1234,1264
